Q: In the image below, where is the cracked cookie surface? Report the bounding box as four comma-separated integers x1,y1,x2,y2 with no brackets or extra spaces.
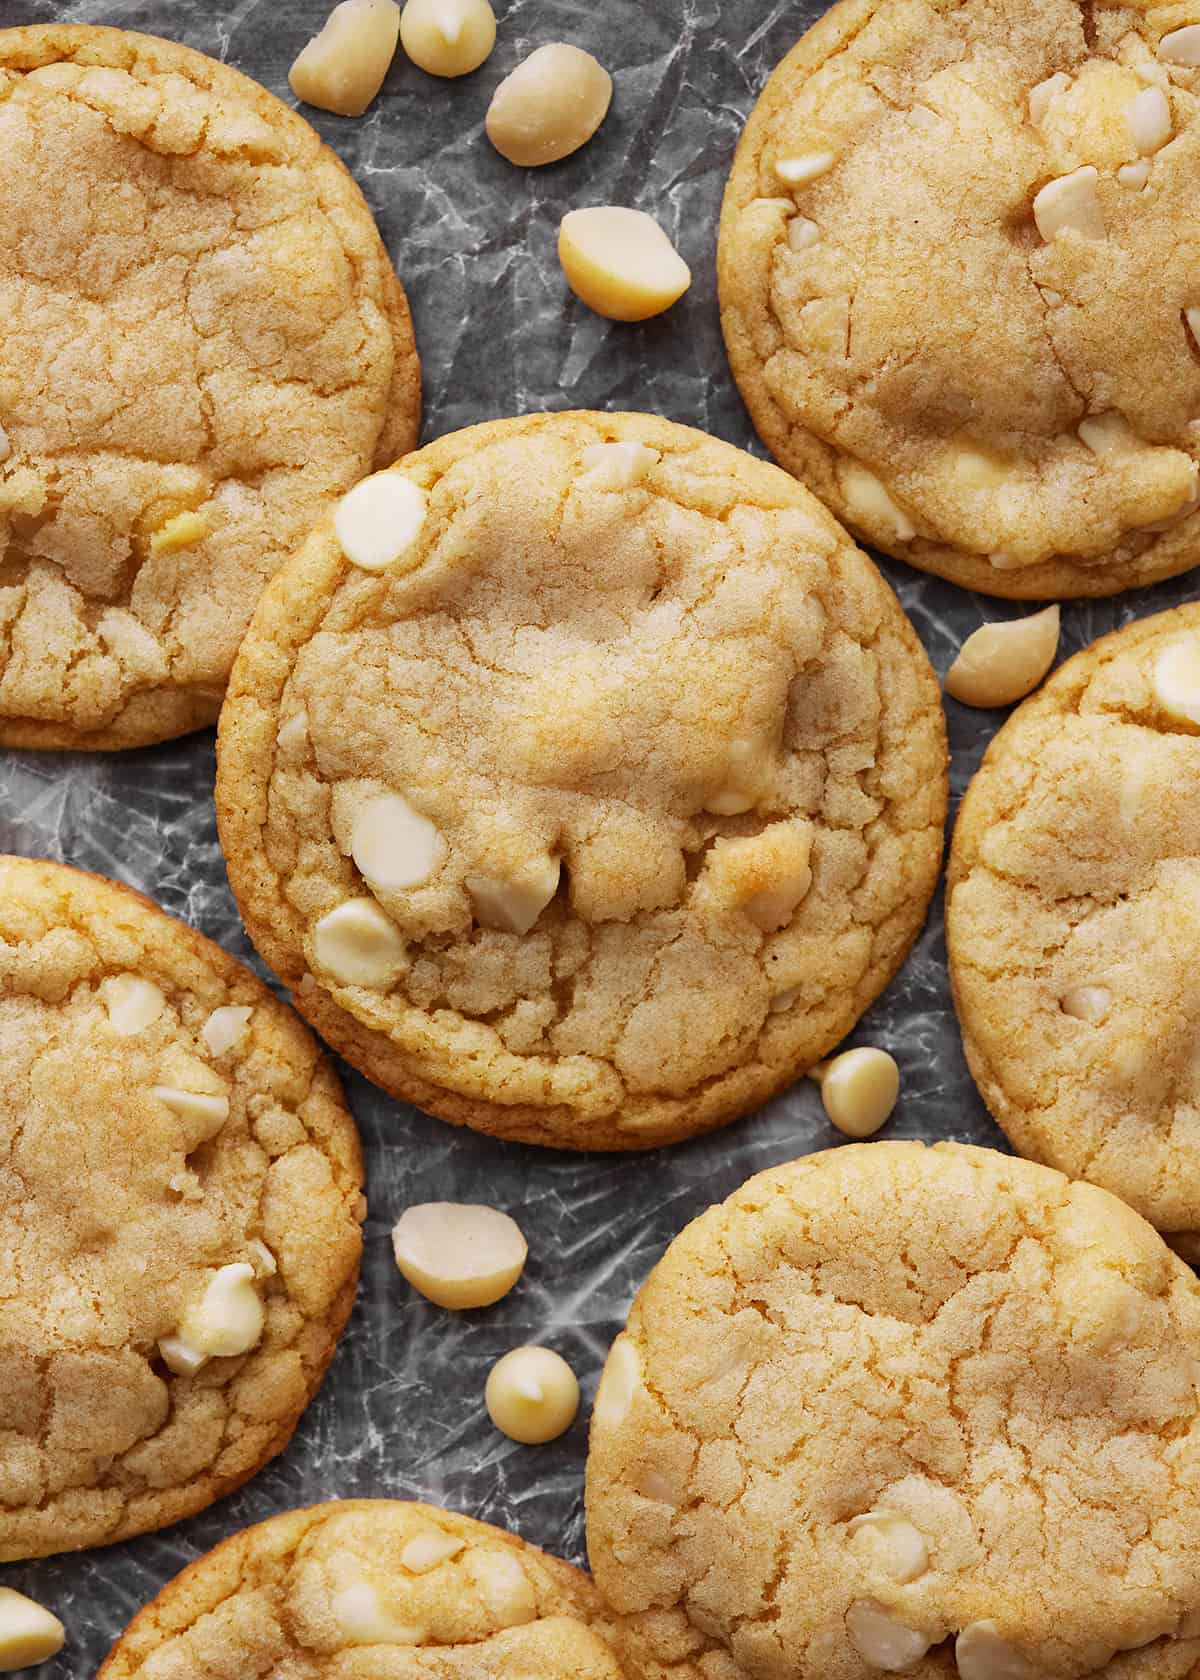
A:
0,23,419,750
215,411,946,1150
99,1499,632,1679
948,605,1200,1256
584,1142,1200,1680
0,857,363,1561
719,0,1200,598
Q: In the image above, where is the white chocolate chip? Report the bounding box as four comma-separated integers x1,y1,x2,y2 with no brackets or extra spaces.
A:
485,1346,580,1443
179,1263,264,1359
202,1004,252,1057
1033,166,1104,242
334,472,427,573
0,1589,65,1671
848,1511,930,1584
289,0,401,117
558,207,691,322
399,0,496,76
579,441,661,491
846,1600,932,1670
1077,413,1134,457
332,1581,421,1645
1029,71,1071,126
813,1047,900,1138
101,974,166,1037
944,606,1060,710
352,792,446,890
313,898,408,987
392,1202,527,1310
1126,85,1172,153
788,217,820,251
1186,308,1200,352
0,424,10,464
838,460,916,542
400,1532,467,1573
1152,636,1200,724
955,1620,1041,1680
1061,984,1112,1022
1119,159,1152,187
150,1086,230,1129
593,1334,642,1430
486,42,612,167
775,150,837,185
247,1238,278,1278
1158,24,1200,66
467,856,560,935
157,1334,208,1377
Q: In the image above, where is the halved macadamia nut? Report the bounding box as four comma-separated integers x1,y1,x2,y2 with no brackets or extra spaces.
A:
558,207,690,322
944,606,1060,709
391,1201,528,1309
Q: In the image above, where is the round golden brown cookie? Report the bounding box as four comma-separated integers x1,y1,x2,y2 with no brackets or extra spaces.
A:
948,605,1200,1258
215,410,947,1151
718,0,1200,599
584,1141,1200,1680
0,856,363,1562
99,1499,634,1679
0,23,420,750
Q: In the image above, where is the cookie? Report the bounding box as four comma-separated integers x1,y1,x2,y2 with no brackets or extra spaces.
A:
215,411,947,1151
585,1141,1200,1680
948,605,1200,1258
99,1499,630,1679
0,24,420,750
0,857,363,1561
718,0,1200,599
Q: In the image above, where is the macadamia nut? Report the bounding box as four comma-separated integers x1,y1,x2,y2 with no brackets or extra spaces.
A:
290,0,401,116
944,606,1060,709
558,207,690,322
487,43,612,167
400,0,495,77
812,1047,900,1138
485,1346,579,1442
392,1202,527,1309
0,1589,65,1672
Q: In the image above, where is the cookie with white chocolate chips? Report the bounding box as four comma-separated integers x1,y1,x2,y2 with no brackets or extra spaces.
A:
948,604,1200,1261
215,411,947,1150
0,857,363,1561
719,0,1200,598
585,1142,1200,1680
99,1500,634,1680
0,23,419,749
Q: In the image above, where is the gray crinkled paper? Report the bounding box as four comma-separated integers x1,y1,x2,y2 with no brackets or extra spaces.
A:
1,0,1194,1671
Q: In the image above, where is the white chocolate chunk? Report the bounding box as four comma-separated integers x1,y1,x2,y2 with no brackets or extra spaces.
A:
290,0,401,117
401,1531,467,1574
788,217,820,251
0,424,10,464
951,447,1007,490
846,1600,932,1670
334,472,427,573
775,150,837,185
392,1202,527,1309
486,43,612,167
1029,71,1071,125
1126,85,1172,152
1186,308,1200,352
150,1086,230,1128
558,207,691,322
400,0,496,77
101,974,166,1037
202,1004,252,1057
1118,159,1151,187
1159,24,1200,66
838,460,916,541
1077,413,1133,457
955,1620,1041,1680
0,1589,65,1671
352,792,445,890
150,510,208,557
332,1581,421,1645
313,898,408,986
247,1238,278,1278
848,1511,930,1584
593,1334,642,1430
1033,166,1104,242
1153,636,1200,724
486,1346,579,1443
467,856,560,934
1061,984,1112,1022
814,1047,900,1139
944,606,1060,709
579,441,661,491
277,709,309,753
179,1263,264,1359
157,1334,208,1377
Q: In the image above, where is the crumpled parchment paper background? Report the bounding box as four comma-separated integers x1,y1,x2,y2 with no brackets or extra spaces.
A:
1,0,1195,1670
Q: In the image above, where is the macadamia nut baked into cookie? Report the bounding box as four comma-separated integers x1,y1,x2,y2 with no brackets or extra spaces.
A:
216,411,947,1150
0,858,363,1561
586,1142,1200,1680
719,0,1200,598
948,605,1200,1260
0,24,419,749
99,1499,631,1679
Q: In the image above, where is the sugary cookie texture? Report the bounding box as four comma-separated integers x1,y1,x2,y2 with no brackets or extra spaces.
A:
948,604,1200,1259
98,1500,630,1679
0,858,363,1561
216,411,947,1149
0,24,419,749
585,1142,1200,1680
719,0,1200,598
